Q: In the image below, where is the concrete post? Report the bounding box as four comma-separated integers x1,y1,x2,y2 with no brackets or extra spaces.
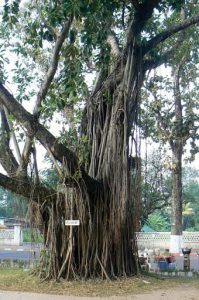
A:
14,224,23,245
0,219,5,226
169,234,183,254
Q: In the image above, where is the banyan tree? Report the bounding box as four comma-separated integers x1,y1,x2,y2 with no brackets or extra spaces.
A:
0,0,198,279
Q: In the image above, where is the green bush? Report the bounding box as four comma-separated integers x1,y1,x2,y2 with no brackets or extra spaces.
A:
147,212,169,232
23,229,43,243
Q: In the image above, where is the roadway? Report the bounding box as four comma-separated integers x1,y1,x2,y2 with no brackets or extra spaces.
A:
0,250,38,261
0,243,41,261
0,286,199,300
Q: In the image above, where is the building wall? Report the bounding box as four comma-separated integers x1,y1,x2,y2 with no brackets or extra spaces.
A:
136,232,199,251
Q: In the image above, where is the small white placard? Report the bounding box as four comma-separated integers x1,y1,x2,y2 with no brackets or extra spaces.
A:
65,220,80,226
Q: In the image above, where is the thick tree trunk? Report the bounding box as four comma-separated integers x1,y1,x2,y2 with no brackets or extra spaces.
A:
170,144,183,253
80,42,143,278
0,78,140,279
171,148,182,236
170,64,183,254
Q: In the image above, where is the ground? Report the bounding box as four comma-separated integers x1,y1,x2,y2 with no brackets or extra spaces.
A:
0,269,199,299
0,285,199,300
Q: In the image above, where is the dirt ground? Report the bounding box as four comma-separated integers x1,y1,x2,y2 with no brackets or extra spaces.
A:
0,285,198,300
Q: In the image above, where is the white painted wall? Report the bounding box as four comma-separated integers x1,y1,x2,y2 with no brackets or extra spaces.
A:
136,232,199,252
0,225,23,245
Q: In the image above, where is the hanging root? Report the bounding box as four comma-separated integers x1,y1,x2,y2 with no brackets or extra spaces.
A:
34,170,137,280
34,44,141,280
96,255,110,280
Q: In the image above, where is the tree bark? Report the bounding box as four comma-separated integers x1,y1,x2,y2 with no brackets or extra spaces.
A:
170,63,184,253
171,145,183,236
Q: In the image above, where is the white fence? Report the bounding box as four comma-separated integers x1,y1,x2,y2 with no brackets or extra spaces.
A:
136,232,199,250
0,225,23,245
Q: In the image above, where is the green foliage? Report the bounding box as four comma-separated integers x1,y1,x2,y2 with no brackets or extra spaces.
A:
182,202,193,217
147,212,169,232
141,2,199,157
1,0,197,152
142,152,199,232
58,127,78,153
142,149,171,222
23,228,43,243
142,64,198,151
181,167,199,231
3,0,20,25
12,61,36,103
40,166,59,189
78,134,90,166
0,188,27,218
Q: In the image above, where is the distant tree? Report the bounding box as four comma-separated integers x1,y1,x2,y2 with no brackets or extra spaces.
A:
141,10,199,251
182,202,194,230
142,149,171,223
0,188,27,218
142,164,199,232
147,212,169,232
182,167,199,231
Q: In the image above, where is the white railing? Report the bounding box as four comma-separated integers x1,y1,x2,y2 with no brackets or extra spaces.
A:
183,232,199,244
0,225,23,245
0,229,14,239
136,232,199,250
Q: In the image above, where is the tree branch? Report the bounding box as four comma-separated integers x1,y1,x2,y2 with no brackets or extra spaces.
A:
130,0,139,10
0,83,100,195
136,0,160,23
33,16,73,115
16,135,33,177
4,106,22,164
107,32,121,58
147,88,174,149
124,0,160,51
0,172,56,203
0,85,99,202
0,107,19,176
143,14,199,55
91,70,123,98
16,17,73,178
143,48,175,72
0,83,78,174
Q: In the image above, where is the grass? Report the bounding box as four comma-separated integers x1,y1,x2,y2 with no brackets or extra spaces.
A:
0,268,198,296
22,229,43,243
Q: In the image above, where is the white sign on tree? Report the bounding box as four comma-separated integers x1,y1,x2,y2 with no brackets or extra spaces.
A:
65,220,80,226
